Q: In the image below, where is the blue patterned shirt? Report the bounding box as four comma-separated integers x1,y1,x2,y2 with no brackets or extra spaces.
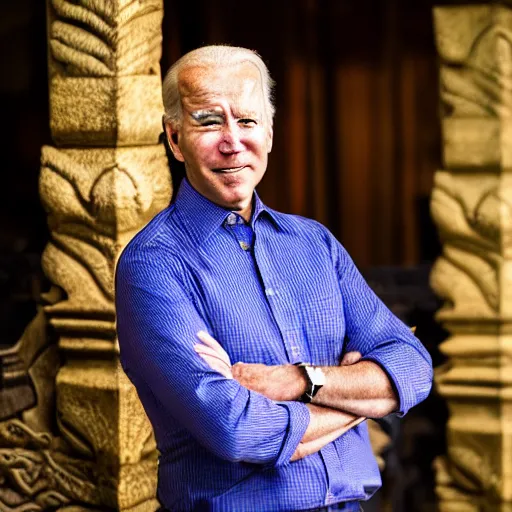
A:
115,178,433,512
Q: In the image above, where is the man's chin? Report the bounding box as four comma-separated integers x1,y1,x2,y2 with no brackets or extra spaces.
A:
217,184,252,205
218,191,253,214
223,198,251,212
190,175,255,213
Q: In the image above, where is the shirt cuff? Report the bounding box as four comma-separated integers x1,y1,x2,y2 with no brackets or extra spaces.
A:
271,401,310,467
363,344,433,417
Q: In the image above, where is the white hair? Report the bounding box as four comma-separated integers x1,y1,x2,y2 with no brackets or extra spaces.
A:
162,45,275,128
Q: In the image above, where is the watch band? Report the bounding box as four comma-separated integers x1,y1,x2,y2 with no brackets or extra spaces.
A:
296,363,325,403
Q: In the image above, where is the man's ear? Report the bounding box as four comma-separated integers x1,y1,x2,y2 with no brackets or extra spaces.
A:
164,121,185,162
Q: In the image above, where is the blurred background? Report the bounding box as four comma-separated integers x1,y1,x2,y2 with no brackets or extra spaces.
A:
0,0,450,510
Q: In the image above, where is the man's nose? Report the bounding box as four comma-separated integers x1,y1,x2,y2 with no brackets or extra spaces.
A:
218,124,244,154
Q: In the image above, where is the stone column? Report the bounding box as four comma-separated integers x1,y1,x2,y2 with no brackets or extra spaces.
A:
0,1,171,510
432,5,512,511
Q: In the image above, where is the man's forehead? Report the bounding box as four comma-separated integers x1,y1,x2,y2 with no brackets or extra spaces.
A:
178,62,263,101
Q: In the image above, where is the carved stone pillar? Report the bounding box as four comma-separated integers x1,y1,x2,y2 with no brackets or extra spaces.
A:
432,5,512,511
0,1,171,510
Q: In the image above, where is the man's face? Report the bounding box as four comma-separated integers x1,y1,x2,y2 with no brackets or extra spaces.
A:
166,62,273,219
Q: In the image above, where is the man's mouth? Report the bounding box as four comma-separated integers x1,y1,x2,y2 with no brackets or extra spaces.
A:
213,165,246,174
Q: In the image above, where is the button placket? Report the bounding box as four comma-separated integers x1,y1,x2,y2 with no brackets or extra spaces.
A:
252,226,307,363
224,213,254,252
284,329,304,363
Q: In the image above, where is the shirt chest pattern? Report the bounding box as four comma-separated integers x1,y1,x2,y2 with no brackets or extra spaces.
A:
181,222,346,367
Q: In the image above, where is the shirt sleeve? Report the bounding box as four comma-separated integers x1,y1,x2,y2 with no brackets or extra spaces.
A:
115,243,310,465
328,233,433,416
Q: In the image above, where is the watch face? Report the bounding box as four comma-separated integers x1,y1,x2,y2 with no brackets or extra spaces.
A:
305,366,325,386
301,366,325,401
313,367,326,386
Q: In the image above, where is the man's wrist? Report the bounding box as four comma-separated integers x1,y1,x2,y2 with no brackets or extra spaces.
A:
291,364,308,400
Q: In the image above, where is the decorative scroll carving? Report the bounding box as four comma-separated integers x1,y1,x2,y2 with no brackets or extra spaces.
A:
435,6,512,170
0,443,100,510
440,26,512,118
0,309,58,428
430,172,504,319
49,0,163,77
0,438,158,511
39,145,170,338
47,0,165,146
433,5,512,511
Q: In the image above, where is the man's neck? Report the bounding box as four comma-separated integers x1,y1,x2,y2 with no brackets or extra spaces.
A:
237,201,253,223
184,177,255,223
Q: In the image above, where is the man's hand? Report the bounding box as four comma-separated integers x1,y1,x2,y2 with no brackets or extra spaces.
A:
195,331,307,399
231,362,307,401
340,351,362,366
194,331,233,379
291,415,366,461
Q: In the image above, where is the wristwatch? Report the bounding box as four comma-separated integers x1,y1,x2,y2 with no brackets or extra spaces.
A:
296,363,326,403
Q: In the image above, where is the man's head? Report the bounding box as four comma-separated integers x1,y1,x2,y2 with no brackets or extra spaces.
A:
162,46,275,220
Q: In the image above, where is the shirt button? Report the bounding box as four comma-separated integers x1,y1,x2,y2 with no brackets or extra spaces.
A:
326,492,337,504
227,213,237,225
265,288,275,296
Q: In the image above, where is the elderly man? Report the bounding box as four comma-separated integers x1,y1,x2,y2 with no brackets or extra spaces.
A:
115,45,433,512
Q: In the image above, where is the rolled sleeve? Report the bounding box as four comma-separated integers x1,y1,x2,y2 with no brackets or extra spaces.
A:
272,401,310,466
329,234,434,414
364,341,433,416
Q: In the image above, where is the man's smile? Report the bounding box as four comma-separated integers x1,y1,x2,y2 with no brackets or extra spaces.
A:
212,165,247,173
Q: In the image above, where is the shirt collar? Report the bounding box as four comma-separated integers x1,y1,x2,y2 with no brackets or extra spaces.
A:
174,178,281,246
252,190,280,228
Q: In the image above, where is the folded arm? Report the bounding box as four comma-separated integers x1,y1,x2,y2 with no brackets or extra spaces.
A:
214,236,433,420
292,405,365,461
225,319,432,421
311,360,398,417
195,332,366,460
228,358,397,419
115,248,309,467
331,237,433,417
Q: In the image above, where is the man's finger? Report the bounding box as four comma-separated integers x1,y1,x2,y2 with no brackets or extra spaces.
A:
195,344,231,367
194,345,232,371
196,351,233,379
196,331,231,364
340,351,362,366
196,330,221,348
197,331,229,355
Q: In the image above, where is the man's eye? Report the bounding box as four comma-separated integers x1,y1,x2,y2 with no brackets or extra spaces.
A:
239,118,257,126
201,118,223,126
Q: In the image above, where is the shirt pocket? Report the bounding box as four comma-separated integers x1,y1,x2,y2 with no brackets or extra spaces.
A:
299,292,345,365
